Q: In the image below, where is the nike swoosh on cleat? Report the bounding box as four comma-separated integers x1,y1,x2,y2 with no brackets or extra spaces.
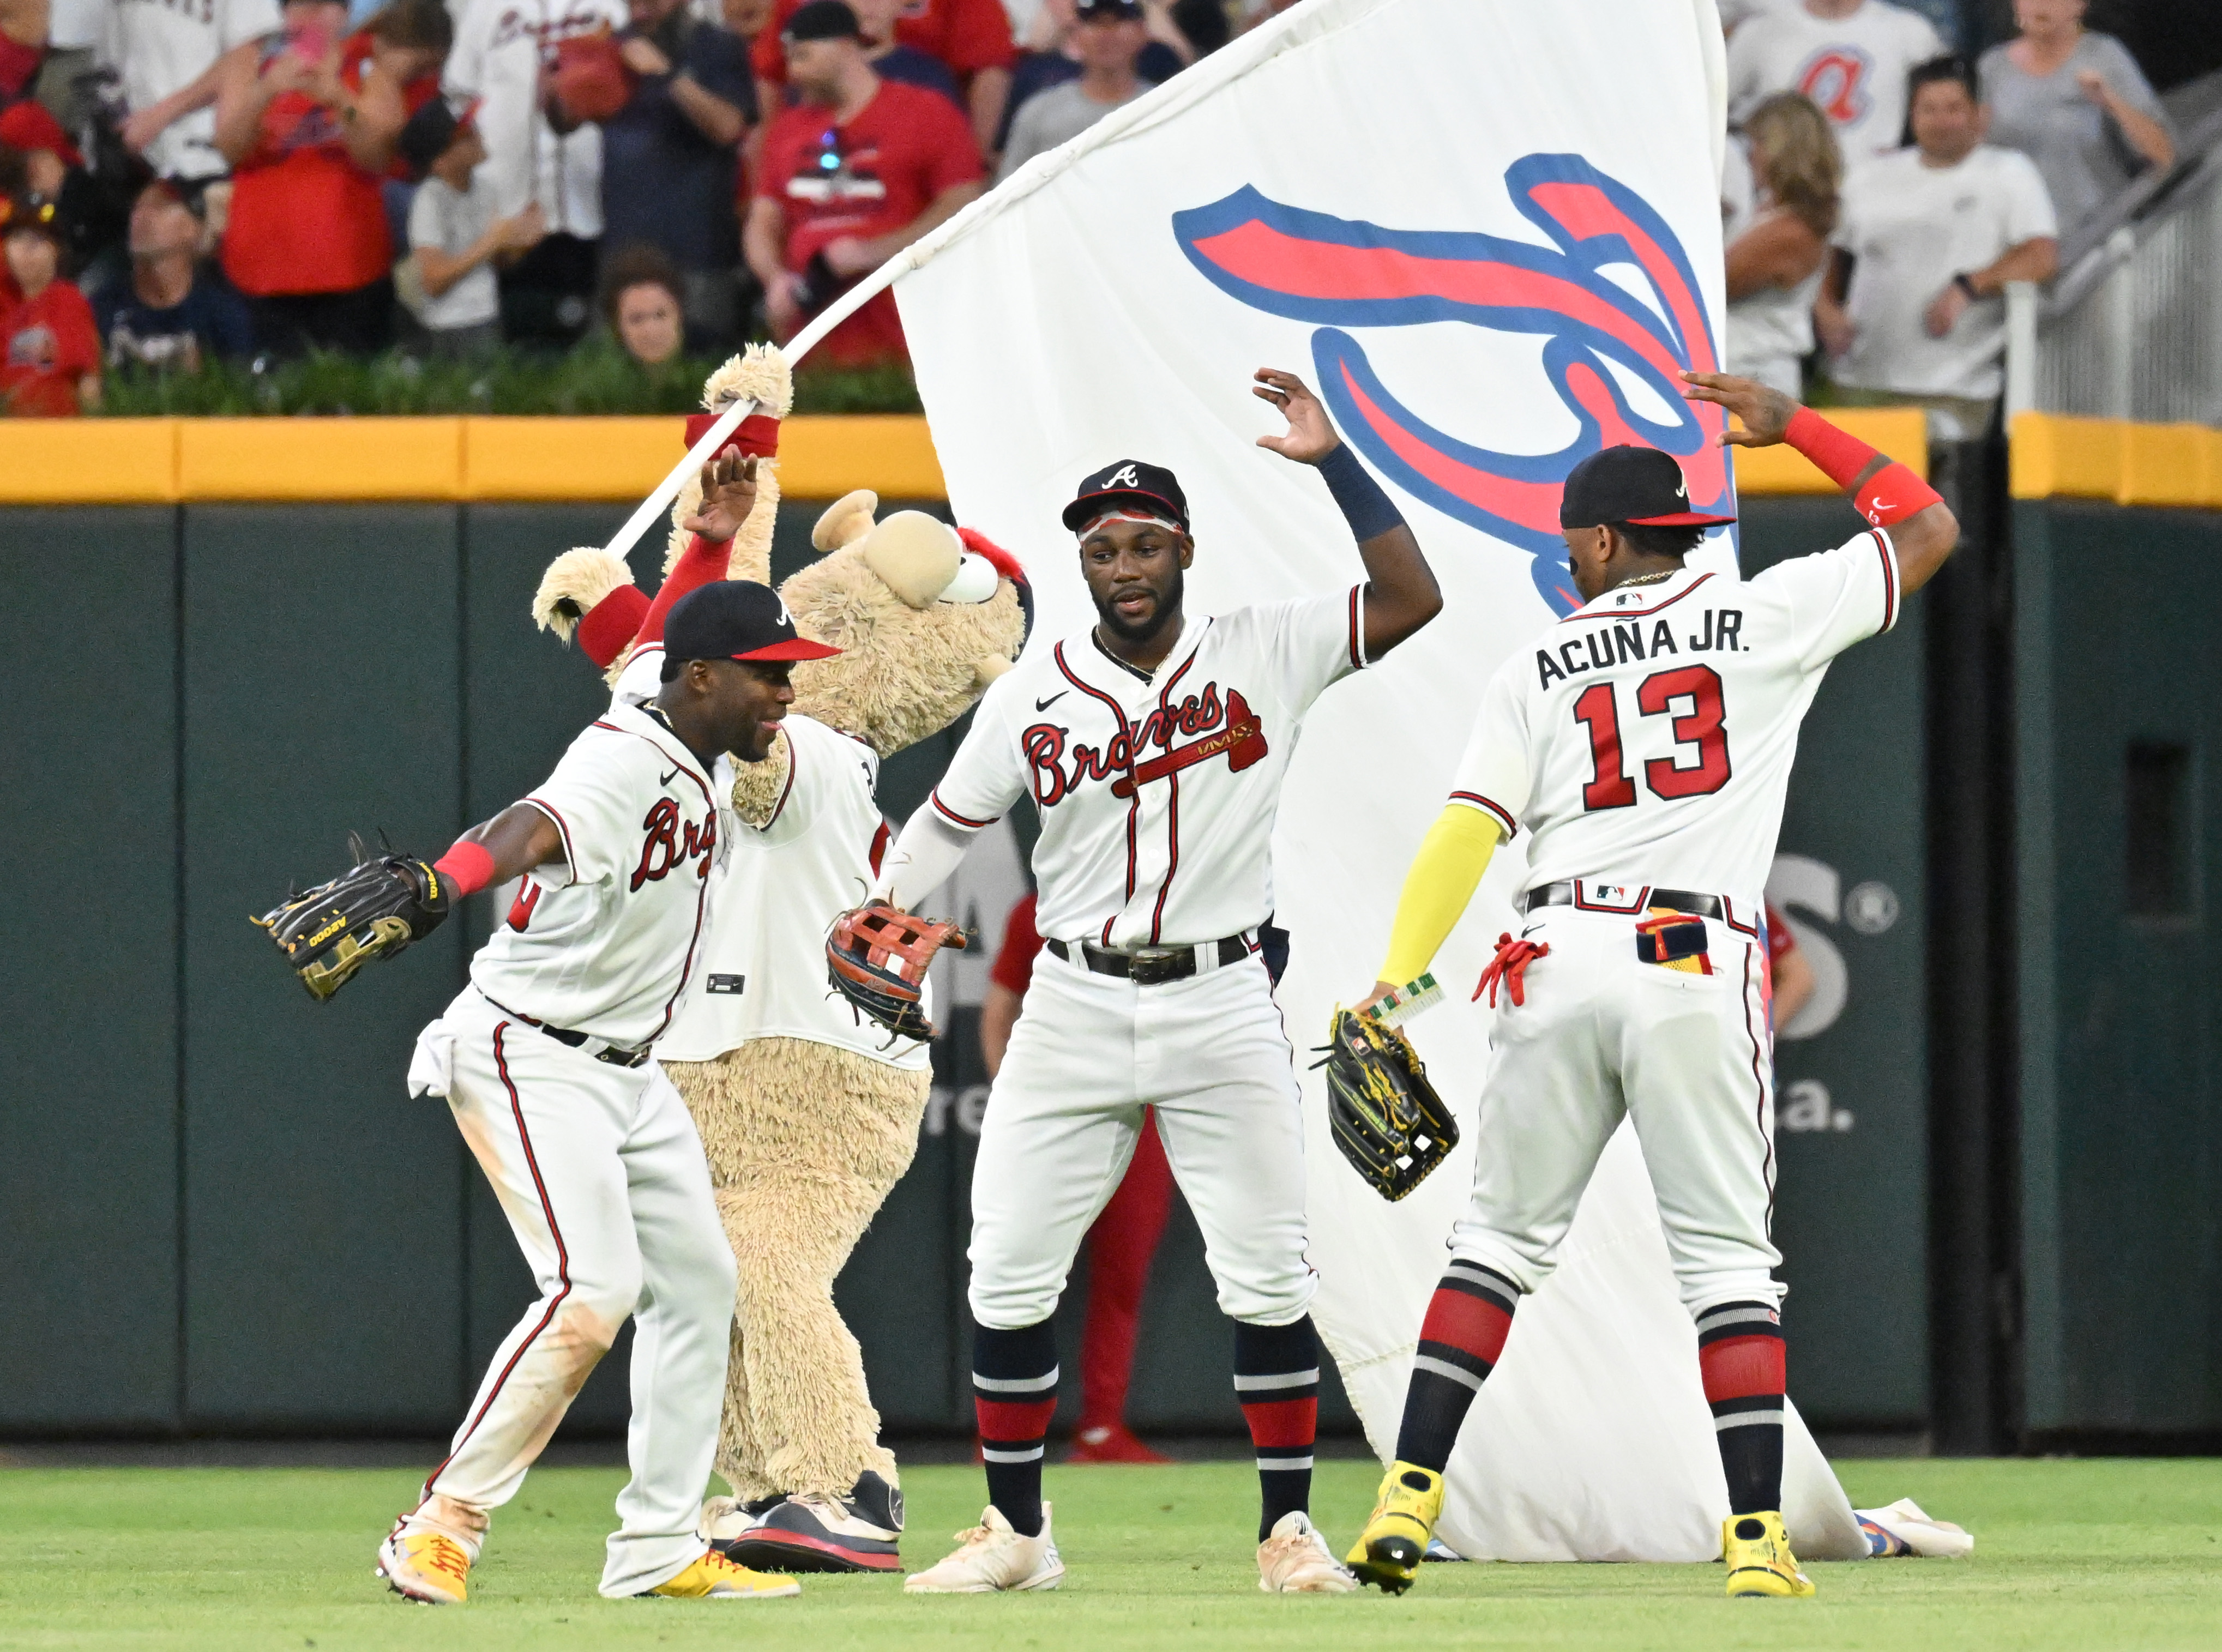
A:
1034,692,1067,712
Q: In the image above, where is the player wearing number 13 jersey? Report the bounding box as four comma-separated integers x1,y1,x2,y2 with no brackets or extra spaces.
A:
1340,375,1959,1600
878,368,1443,1596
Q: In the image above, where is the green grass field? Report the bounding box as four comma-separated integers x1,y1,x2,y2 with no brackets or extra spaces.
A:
3,1457,2218,1650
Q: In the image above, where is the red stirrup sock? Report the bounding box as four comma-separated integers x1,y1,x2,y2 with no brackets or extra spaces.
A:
1782,406,1944,528
1697,1300,1788,1515
431,840,496,899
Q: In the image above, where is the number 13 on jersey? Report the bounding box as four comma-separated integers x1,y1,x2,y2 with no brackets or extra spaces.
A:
1573,666,1732,811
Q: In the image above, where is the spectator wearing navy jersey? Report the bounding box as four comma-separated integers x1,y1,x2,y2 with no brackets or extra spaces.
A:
601,0,754,351
95,177,255,372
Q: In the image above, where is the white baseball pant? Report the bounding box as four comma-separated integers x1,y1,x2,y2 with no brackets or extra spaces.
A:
969,946,1316,1330
1449,906,1785,1318
412,986,736,1597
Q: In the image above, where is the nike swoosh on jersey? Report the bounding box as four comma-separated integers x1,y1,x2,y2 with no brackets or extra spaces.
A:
659,768,679,786
1035,691,1068,712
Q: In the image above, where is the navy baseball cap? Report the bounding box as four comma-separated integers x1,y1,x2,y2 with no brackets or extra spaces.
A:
1076,0,1145,19
1062,459,1189,534
1559,445,1734,529
665,580,841,664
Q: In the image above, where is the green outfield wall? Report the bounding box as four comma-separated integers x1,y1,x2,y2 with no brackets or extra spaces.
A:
1,492,2211,1445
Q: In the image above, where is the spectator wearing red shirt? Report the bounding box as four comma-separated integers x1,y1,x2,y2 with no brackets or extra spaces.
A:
2,194,100,415
213,0,408,355
348,0,454,271
744,1,982,366
755,0,1011,156
981,891,1175,1465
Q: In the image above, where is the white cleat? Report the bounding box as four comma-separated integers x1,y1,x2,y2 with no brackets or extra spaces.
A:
1258,1510,1360,1593
1855,1497,1975,1558
902,1502,1064,1593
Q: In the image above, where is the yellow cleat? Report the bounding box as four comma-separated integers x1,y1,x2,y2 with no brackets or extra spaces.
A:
1723,1512,1816,1598
377,1524,473,1606
642,1547,802,1600
1343,1461,1444,1595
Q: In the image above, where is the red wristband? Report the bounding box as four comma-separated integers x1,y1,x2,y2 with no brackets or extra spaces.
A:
1783,406,1943,527
432,840,497,899
1782,405,1878,490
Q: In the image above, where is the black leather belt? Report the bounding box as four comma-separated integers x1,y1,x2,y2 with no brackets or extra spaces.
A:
485,998,652,1067
1524,882,1724,920
1044,933,1254,986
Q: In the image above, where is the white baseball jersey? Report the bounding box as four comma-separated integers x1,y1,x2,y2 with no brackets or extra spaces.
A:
1450,533,1899,912
444,0,626,233
471,697,735,1047
98,0,283,181
1727,0,1943,167
928,592,1365,949
658,713,932,1071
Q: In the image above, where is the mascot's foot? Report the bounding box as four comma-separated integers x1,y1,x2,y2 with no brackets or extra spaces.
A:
1068,1423,1172,1465
721,1474,905,1574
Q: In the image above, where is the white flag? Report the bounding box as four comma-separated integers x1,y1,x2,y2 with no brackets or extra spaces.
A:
892,0,1865,1563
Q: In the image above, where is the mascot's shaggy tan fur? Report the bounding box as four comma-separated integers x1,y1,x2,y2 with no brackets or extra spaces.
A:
537,346,1026,1505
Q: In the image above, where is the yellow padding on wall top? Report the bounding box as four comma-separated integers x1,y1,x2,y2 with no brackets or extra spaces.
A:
0,415,950,503
7,410,2218,507
0,418,181,503
1731,407,1929,496
2011,413,2222,507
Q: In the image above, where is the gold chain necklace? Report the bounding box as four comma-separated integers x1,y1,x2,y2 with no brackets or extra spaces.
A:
1608,569,1677,592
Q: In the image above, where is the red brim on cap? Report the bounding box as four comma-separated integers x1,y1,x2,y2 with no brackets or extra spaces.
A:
731,638,842,661
1625,509,1737,527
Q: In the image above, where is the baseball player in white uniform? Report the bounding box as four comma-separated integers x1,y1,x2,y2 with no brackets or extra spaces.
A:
1339,372,1959,1598
874,368,1443,1595
377,578,839,1606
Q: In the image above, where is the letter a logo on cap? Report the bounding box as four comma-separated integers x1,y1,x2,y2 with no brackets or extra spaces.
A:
1106,463,1140,489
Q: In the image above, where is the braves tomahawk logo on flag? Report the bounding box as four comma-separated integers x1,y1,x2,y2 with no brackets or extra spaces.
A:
1173,154,1732,614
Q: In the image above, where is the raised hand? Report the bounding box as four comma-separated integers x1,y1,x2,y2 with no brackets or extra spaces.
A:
682,448,759,542
1252,367,1340,463
1679,369,1797,448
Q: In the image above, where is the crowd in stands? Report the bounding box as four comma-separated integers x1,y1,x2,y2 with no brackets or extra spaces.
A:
1724,0,2173,439
0,0,2183,421
0,0,1239,412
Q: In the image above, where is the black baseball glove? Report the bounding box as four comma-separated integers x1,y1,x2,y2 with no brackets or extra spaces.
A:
1319,1008,1459,1202
826,901,968,1042
252,835,452,1002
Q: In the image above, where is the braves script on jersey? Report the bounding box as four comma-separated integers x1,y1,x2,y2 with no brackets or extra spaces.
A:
1450,530,1899,908
926,590,1366,948
471,696,734,1047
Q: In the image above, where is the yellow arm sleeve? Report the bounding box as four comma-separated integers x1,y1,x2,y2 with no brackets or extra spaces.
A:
1378,805,1504,987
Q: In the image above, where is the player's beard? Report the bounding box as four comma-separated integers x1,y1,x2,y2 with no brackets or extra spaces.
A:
1094,562,1184,649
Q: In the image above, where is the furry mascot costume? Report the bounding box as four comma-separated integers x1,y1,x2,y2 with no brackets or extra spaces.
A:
533,346,1029,1571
